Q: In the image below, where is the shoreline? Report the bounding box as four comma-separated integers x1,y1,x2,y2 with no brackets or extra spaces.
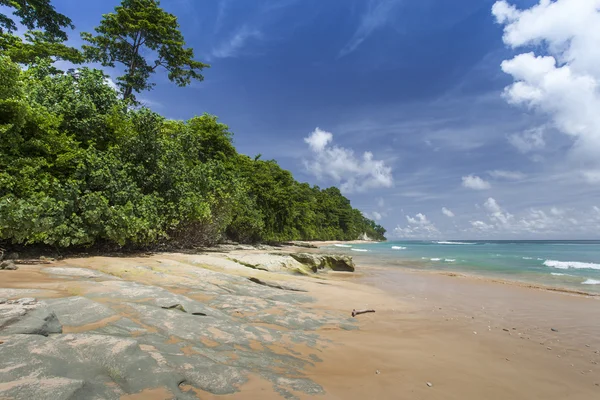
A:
305,241,600,297
1,246,599,399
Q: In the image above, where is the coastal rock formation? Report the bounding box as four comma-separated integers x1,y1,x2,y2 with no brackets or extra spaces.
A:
230,253,315,275
0,298,62,336
0,260,18,270
0,255,358,399
288,253,356,272
233,252,356,274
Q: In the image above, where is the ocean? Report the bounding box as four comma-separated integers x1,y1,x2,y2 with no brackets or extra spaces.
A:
322,240,600,294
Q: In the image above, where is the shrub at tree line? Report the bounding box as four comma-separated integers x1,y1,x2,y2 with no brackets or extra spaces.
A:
0,0,386,250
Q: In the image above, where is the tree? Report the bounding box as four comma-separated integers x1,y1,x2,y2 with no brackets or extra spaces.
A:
81,0,209,101
0,30,83,66
0,0,73,41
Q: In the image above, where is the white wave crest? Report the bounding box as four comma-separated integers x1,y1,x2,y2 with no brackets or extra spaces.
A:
430,258,441,261
391,246,407,250
334,244,352,248
351,248,368,252
522,257,533,260
543,260,600,270
435,241,475,245
582,279,600,285
551,273,567,276
444,259,456,262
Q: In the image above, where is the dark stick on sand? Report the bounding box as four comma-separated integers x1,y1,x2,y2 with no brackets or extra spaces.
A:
352,309,375,317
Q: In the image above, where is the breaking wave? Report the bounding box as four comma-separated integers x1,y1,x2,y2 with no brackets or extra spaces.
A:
543,260,600,270
334,244,352,248
582,279,600,285
435,241,475,245
391,246,407,250
351,248,368,252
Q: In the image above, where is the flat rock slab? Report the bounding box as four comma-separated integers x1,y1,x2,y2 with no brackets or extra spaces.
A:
42,267,116,280
86,281,228,319
0,289,44,299
0,334,195,400
0,299,62,336
45,297,116,327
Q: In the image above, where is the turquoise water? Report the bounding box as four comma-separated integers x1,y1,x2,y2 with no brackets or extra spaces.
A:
323,240,600,294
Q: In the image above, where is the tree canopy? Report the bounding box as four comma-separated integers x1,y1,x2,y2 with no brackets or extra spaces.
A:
81,0,209,101
0,0,73,41
0,1,386,250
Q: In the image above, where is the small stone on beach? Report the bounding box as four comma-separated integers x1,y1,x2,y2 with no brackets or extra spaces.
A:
426,382,433,387
551,328,558,332
376,370,380,375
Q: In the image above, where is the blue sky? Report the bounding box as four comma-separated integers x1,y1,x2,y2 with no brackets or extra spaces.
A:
16,0,600,239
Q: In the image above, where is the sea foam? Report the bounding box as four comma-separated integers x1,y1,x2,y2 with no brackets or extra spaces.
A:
334,244,352,248
430,258,441,261
444,259,456,262
582,279,600,285
543,260,600,270
435,241,475,245
351,248,368,252
391,246,407,250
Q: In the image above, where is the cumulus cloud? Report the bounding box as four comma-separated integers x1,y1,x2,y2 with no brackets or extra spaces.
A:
442,207,455,218
303,127,393,193
393,213,440,238
488,170,526,180
466,197,591,236
484,197,514,227
304,127,332,152
462,175,491,190
493,0,600,181
507,127,545,154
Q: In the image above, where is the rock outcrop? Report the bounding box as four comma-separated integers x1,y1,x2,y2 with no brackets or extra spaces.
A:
0,298,62,336
231,252,355,274
288,253,356,272
0,260,18,270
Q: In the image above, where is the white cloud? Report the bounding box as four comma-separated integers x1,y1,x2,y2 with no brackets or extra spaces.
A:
484,197,514,227
304,127,332,152
442,207,455,218
339,0,402,57
470,220,495,232
394,213,440,238
462,175,491,190
211,25,262,59
493,0,600,182
507,127,545,154
372,211,383,221
303,127,393,193
550,207,564,216
488,170,526,180
406,213,430,225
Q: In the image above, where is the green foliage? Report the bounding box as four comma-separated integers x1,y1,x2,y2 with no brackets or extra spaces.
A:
81,0,209,101
0,53,385,249
0,0,73,41
0,31,83,67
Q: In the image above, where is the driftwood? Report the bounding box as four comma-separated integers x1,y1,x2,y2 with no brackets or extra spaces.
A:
352,309,375,317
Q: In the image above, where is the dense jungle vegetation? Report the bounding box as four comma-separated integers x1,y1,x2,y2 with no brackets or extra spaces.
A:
0,0,386,250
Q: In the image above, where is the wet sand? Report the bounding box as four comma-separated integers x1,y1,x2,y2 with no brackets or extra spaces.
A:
1,249,599,399
301,265,600,399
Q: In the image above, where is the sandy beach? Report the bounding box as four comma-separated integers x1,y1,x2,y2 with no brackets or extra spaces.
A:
1,245,599,399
